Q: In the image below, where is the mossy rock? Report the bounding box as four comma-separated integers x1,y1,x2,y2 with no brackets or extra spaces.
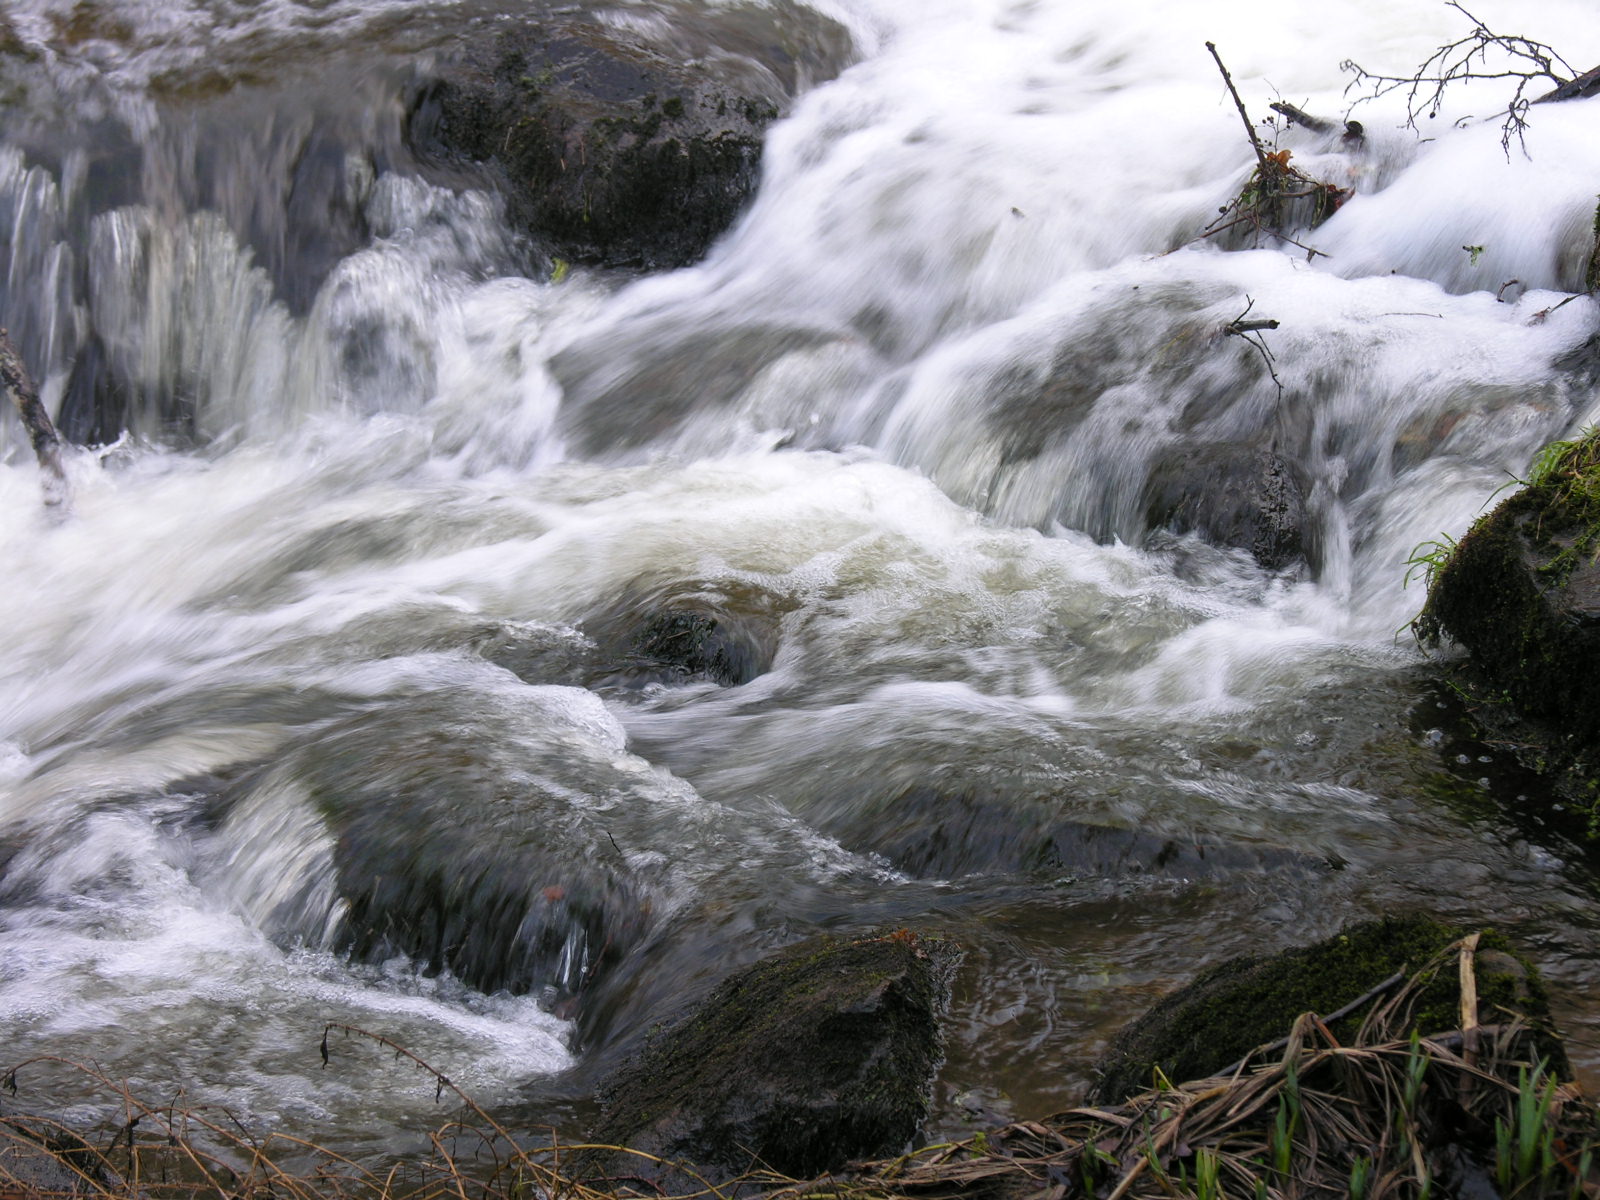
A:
1089,916,1562,1106
1416,430,1600,832
574,931,959,1185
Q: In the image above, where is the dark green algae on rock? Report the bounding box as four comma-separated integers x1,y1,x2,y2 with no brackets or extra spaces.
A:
1090,916,1561,1106
573,931,959,1186
1415,430,1600,835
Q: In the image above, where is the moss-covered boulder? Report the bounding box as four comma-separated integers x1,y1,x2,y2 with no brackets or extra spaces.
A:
409,6,852,269
575,931,958,1185
1415,430,1600,831
1089,916,1559,1106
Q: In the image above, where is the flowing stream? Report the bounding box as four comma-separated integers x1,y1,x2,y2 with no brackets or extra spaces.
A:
4,0,1600,1160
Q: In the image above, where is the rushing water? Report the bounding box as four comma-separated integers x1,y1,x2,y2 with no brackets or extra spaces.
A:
3,0,1600,1159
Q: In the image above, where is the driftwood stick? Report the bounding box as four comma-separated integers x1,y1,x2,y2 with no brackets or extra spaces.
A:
1206,42,1269,173
0,327,67,508
1269,101,1338,135
1534,63,1600,104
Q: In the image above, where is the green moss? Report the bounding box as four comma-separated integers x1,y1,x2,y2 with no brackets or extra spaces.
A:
1414,428,1600,831
1091,917,1561,1106
1586,194,1600,293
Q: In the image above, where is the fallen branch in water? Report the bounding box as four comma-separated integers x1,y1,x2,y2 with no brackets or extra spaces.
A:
0,327,68,509
1267,101,1338,136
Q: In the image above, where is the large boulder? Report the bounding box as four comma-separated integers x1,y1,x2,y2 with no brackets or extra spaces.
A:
575,931,958,1185
1415,431,1600,831
209,693,662,1011
410,6,853,269
1090,915,1559,1106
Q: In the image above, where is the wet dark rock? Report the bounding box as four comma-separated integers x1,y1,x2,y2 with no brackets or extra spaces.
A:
578,582,787,692
1416,436,1600,833
59,332,136,446
825,784,1328,882
1090,916,1559,1106
475,583,786,691
410,6,852,270
329,775,647,1005
575,931,958,1185
1142,443,1309,571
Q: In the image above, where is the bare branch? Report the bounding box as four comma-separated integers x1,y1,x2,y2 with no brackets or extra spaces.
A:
1206,41,1270,173
1341,1,1576,156
0,328,68,510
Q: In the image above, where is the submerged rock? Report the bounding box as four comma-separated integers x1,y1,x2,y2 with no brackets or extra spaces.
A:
582,584,786,691
1090,915,1559,1106
1142,443,1309,572
819,784,1328,882
410,6,852,269
1416,432,1600,832
551,323,839,458
477,581,787,693
576,931,958,1185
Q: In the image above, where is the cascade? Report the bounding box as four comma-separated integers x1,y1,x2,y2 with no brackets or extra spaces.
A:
1,0,1599,1150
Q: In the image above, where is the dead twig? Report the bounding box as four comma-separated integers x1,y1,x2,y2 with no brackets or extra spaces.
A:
0,327,68,510
1222,296,1285,398
1341,0,1576,157
1207,41,1269,173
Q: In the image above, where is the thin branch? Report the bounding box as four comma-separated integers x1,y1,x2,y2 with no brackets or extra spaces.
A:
1207,42,1269,173
0,328,68,509
1222,297,1285,398
1341,0,1576,157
